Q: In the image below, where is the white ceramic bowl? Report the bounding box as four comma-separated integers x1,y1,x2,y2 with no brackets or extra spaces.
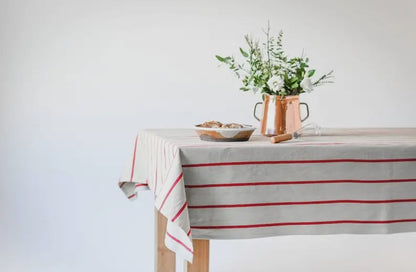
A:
194,125,256,142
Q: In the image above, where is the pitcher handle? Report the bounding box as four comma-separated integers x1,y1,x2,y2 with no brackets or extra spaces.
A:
253,102,262,121
300,102,309,122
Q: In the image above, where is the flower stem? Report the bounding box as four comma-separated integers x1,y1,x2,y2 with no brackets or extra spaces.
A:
266,21,272,78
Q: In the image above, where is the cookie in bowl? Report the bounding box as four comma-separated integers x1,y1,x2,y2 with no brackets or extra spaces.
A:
195,121,255,142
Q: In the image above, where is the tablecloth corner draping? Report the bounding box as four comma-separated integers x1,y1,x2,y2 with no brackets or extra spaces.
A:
118,131,194,262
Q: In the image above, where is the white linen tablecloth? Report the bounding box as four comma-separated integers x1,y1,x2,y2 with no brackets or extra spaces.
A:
118,128,416,262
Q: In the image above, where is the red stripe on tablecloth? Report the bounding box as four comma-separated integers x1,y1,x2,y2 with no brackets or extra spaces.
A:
188,199,416,209
182,158,416,168
191,219,416,229
172,202,188,222
119,182,126,188
128,193,136,199
159,172,183,210
135,183,147,188
130,136,138,181
185,178,416,188
166,231,193,254
294,143,344,146
187,229,191,236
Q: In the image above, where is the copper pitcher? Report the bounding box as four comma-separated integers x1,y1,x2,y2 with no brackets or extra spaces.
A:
253,95,309,136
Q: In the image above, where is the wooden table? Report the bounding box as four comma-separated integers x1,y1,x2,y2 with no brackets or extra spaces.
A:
118,128,416,272
155,210,209,272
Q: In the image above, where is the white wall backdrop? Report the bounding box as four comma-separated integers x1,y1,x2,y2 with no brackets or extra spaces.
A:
1,0,416,271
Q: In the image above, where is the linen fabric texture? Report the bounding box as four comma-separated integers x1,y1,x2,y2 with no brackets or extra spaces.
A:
119,128,416,262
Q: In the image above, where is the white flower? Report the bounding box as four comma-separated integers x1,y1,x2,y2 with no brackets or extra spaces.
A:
300,72,314,93
267,75,284,92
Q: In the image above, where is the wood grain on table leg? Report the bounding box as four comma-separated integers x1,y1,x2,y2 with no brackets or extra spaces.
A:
185,239,209,272
155,209,176,272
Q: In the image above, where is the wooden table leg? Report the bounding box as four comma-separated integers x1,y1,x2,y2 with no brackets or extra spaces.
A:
155,209,176,272
185,239,209,272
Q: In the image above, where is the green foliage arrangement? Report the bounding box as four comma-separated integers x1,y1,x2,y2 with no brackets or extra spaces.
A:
216,24,334,97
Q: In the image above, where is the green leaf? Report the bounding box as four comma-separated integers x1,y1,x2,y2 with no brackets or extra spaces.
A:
290,82,299,89
289,77,298,83
308,69,316,77
240,87,250,91
239,47,249,57
215,55,226,62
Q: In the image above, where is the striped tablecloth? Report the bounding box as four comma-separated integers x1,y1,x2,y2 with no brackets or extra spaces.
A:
118,128,416,262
